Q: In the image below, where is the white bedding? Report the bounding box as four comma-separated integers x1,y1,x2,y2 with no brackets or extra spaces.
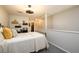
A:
0,32,49,53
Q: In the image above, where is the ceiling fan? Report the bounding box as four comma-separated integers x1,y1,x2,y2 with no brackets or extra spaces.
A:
17,5,34,14
26,5,34,14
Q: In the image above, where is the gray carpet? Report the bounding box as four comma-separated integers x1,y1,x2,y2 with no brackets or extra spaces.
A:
36,43,66,53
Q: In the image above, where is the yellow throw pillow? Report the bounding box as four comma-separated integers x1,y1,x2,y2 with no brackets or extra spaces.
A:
3,27,13,39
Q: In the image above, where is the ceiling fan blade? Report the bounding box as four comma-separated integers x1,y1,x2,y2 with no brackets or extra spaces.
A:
28,5,31,8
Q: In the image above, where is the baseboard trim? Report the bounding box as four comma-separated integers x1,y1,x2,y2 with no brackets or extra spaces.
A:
48,41,70,53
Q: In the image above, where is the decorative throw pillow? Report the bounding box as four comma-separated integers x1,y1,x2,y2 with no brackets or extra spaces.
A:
12,29,18,37
2,27,13,39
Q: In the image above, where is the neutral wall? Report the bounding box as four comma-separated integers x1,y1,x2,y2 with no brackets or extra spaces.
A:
47,15,53,29
52,6,79,31
47,6,79,53
9,15,29,28
0,6,9,26
34,18,45,33
9,15,45,32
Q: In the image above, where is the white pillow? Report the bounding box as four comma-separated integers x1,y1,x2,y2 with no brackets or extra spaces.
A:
0,32,4,40
12,29,18,37
0,27,3,32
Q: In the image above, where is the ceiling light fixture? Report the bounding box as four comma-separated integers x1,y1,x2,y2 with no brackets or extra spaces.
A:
26,5,34,14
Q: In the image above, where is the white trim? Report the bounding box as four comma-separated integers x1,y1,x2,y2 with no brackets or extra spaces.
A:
48,41,70,53
48,29,79,34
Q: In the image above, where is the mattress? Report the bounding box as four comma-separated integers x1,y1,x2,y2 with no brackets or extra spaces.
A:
1,32,49,53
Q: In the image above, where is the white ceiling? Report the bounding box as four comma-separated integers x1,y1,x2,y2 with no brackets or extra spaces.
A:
3,5,75,17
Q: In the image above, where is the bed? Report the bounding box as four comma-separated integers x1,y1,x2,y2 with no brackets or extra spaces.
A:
0,32,49,53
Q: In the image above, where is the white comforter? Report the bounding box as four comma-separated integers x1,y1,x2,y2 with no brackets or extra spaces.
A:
0,32,49,53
